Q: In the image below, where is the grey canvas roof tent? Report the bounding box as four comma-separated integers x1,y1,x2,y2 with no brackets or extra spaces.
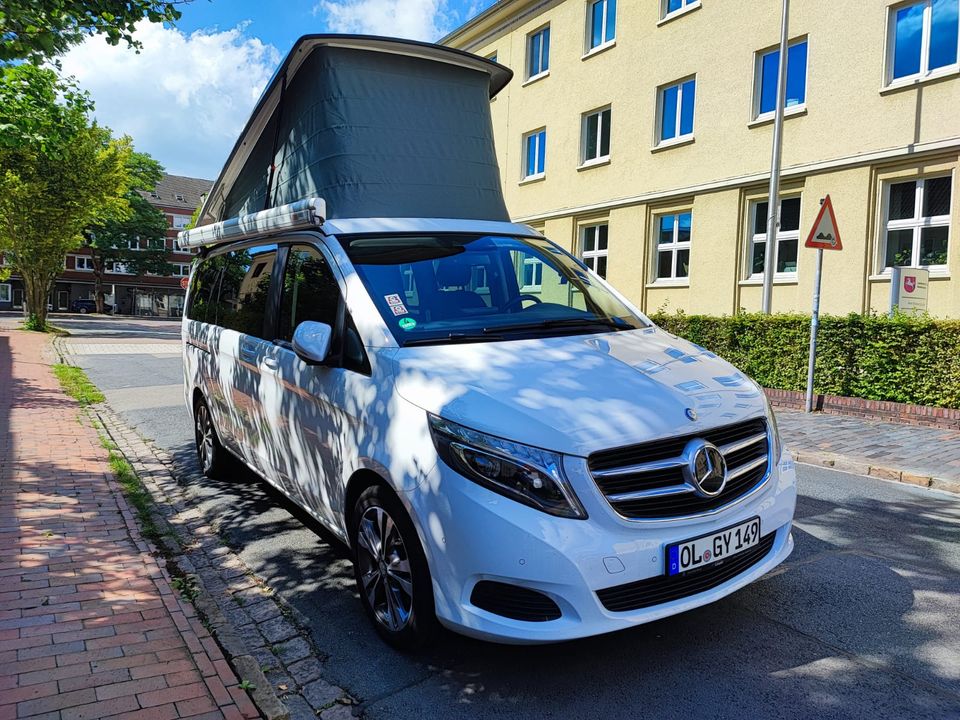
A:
194,35,513,234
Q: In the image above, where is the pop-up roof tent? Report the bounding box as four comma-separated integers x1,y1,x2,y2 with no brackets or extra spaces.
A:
196,35,513,228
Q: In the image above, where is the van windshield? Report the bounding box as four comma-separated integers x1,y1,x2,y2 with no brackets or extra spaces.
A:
337,233,647,346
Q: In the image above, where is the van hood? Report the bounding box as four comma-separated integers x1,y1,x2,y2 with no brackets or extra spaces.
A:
391,327,768,457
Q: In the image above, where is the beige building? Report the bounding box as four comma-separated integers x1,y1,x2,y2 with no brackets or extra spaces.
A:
442,0,960,317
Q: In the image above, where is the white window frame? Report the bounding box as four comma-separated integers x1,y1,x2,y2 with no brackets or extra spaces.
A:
580,223,609,277
653,212,692,282
171,214,192,230
0,284,10,303
526,25,550,81
660,0,700,22
580,106,612,166
753,38,808,121
74,256,94,272
522,128,547,181
105,260,132,275
746,196,801,280
885,0,960,86
520,256,544,291
656,76,696,147
586,0,617,54
172,263,191,277
879,174,952,273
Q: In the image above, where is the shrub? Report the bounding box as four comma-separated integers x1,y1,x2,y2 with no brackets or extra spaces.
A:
650,312,960,409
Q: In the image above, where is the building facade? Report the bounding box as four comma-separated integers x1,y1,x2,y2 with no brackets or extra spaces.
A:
0,174,211,317
443,0,960,317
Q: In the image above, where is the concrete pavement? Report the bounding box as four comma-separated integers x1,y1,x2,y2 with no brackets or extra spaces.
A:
53,315,960,720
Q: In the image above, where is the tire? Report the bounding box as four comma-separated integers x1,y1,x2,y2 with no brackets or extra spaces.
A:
351,485,438,650
194,398,229,479
79,307,88,314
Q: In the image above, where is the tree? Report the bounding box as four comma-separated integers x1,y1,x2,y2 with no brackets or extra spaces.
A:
0,64,131,330
1,0,183,64
85,151,171,313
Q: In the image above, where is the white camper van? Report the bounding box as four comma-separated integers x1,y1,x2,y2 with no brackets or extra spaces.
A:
180,35,797,648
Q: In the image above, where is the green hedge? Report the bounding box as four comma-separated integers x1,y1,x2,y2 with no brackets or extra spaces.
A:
649,312,960,409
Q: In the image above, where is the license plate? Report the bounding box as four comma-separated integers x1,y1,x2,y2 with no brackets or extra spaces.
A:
666,517,761,576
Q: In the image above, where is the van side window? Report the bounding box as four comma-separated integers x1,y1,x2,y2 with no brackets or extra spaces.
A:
216,245,278,338
186,257,222,324
278,245,340,342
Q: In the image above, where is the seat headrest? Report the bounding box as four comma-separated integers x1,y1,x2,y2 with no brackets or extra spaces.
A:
436,254,473,289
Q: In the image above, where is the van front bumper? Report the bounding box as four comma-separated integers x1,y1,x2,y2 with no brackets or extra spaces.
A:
404,451,797,644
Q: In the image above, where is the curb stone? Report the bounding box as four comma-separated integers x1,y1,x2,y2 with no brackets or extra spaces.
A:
56,335,358,719
792,450,958,495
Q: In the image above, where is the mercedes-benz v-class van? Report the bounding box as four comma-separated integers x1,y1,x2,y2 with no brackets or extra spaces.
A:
180,35,796,648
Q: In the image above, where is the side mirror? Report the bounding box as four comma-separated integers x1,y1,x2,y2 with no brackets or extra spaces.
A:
292,321,332,364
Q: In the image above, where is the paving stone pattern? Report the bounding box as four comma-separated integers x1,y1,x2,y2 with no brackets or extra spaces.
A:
94,404,358,720
0,329,259,720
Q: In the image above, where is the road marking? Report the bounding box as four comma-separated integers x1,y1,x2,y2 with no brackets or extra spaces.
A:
65,342,182,355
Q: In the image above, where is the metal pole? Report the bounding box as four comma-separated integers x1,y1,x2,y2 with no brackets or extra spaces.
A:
805,247,823,412
762,0,790,314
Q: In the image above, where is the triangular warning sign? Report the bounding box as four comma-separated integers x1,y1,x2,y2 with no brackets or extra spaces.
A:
805,195,842,250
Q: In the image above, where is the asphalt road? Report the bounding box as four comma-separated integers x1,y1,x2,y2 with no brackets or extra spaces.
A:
62,316,960,719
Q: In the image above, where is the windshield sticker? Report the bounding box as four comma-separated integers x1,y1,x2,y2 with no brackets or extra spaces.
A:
398,317,417,331
385,293,404,306
390,303,408,316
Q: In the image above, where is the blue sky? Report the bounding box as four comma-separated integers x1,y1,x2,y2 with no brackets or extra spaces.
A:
57,0,496,181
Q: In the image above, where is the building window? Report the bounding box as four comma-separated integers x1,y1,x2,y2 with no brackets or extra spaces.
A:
755,39,808,118
106,261,131,274
520,257,544,290
662,0,700,20
580,224,608,278
882,175,951,270
75,256,94,271
655,212,692,281
587,0,616,51
581,107,611,165
748,196,800,278
0,284,10,303
172,263,191,277
527,26,550,79
888,0,959,83
523,129,547,179
171,214,192,229
657,78,696,145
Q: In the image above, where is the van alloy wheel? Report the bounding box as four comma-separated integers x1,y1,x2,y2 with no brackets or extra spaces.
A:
195,403,215,473
356,506,414,632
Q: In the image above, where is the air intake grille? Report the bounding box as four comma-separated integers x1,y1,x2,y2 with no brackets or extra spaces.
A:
588,418,770,520
470,581,562,622
596,532,776,612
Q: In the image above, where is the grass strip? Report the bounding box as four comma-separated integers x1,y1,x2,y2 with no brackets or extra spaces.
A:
52,364,105,405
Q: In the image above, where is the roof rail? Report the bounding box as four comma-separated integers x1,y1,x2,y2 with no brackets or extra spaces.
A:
177,197,326,251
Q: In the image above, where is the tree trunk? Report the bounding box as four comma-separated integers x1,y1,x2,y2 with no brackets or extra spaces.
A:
92,251,104,314
21,271,52,330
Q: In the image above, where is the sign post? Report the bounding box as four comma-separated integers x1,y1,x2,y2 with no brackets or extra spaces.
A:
803,195,842,412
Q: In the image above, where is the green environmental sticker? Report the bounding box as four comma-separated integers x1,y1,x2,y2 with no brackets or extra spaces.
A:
398,317,417,331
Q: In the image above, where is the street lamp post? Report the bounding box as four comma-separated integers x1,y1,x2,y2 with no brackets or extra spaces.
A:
762,0,790,315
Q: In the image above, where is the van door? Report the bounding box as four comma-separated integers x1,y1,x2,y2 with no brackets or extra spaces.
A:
258,242,365,531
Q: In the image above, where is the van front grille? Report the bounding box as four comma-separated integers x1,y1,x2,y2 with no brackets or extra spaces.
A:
470,581,561,622
588,418,770,520
596,532,776,612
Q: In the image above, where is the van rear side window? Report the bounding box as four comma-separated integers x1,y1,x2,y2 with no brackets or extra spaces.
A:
186,258,222,324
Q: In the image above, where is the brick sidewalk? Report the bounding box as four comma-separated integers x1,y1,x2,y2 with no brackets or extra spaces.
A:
777,408,960,490
0,329,259,720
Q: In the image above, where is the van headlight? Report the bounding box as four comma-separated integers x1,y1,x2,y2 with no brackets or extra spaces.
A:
762,394,784,464
428,414,587,519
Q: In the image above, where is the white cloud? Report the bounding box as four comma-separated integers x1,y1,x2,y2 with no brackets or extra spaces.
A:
59,22,281,181
313,0,455,42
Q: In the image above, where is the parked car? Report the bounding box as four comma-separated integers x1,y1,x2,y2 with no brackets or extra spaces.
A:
180,36,796,649
70,298,113,314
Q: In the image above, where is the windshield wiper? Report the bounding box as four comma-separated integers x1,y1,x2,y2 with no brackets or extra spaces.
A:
485,317,630,334
402,332,505,347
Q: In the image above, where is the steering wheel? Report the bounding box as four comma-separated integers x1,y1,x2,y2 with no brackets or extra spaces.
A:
503,294,543,313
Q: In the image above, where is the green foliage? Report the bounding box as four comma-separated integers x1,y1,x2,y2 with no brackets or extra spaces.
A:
1,0,182,64
0,64,132,329
650,311,960,409
52,363,105,405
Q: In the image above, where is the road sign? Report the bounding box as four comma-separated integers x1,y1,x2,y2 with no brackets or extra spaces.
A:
180,276,189,290
890,266,929,316
804,194,842,250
